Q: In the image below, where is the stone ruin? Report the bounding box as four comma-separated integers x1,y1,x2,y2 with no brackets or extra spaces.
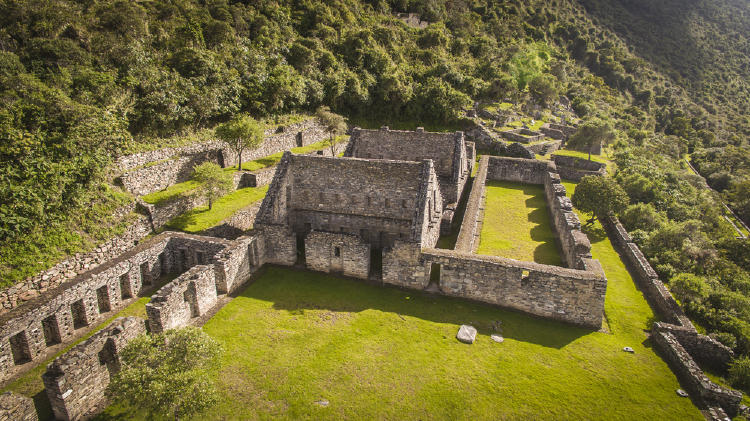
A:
344,126,474,234
8,125,733,420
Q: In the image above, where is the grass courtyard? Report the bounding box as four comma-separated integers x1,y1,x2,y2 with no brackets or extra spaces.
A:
100,258,700,420
476,180,563,266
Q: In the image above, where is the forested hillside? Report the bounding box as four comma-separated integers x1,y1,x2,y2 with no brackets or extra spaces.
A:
1,0,750,384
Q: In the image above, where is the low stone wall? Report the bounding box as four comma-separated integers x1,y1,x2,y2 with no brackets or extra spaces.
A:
552,155,606,181
602,216,693,328
305,231,370,279
42,317,146,421
0,233,230,384
499,128,545,144
421,249,607,328
118,119,326,197
654,322,734,373
455,156,488,252
525,139,562,156
464,122,502,152
652,330,741,417
0,206,152,314
0,392,36,421
547,123,577,138
146,266,218,334
213,236,264,294
486,156,550,184
139,196,204,230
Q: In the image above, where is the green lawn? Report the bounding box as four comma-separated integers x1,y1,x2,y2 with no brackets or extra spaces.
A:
101,260,701,420
165,185,268,233
477,180,563,266
551,149,609,164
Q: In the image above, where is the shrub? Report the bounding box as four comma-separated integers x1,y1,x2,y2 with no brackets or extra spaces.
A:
729,357,750,390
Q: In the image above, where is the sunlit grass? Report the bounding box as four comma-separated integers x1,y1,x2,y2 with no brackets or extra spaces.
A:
477,180,563,266
165,185,268,233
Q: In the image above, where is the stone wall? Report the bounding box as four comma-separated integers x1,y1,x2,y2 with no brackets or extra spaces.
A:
410,249,606,328
345,127,471,206
542,170,592,269
305,231,370,279
0,205,152,314
0,233,230,384
203,202,262,240
146,265,218,334
118,119,326,196
455,156,488,252
546,123,577,139
213,236,264,294
654,322,734,373
602,215,694,328
0,392,36,421
652,330,741,417
499,128,545,144
42,317,146,421
486,156,550,184
552,155,606,181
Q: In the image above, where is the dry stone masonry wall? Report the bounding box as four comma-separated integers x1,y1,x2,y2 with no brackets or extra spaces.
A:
42,317,146,421
146,265,218,334
603,214,740,416
455,156,489,252
118,119,327,196
0,204,152,314
552,155,607,181
0,392,36,421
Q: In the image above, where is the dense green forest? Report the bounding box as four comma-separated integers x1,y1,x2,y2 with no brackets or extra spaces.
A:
1,0,749,383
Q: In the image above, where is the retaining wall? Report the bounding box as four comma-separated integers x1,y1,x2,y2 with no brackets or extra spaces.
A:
499,128,545,143
42,317,145,421
0,206,152,314
118,119,326,196
552,155,607,181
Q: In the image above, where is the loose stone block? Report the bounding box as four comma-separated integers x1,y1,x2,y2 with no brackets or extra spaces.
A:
456,325,477,344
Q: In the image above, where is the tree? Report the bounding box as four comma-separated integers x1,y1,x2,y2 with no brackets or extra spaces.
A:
527,73,559,107
568,118,616,161
107,327,223,421
571,175,629,225
315,106,347,156
215,115,264,171
192,162,232,210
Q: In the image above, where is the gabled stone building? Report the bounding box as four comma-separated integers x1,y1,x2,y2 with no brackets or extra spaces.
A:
255,152,443,279
344,126,474,232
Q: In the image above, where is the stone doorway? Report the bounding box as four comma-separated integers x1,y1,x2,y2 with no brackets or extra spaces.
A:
330,245,343,273
296,233,306,265
369,247,383,280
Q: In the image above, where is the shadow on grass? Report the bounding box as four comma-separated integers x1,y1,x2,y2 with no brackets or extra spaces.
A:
165,207,208,232
581,222,607,244
240,266,591,350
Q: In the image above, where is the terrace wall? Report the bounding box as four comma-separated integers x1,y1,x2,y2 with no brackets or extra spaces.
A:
118,119,326,196
42,317,145,421
552,155,607,181
0,205,152,314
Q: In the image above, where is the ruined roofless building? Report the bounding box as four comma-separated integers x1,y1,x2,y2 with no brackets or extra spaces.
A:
344,126,475,233
254,152,443,279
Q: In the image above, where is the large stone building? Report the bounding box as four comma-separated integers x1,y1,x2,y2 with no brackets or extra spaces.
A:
344,126,474,232
255,152,444,279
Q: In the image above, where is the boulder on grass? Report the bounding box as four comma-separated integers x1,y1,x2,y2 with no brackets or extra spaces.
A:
456,325,477,344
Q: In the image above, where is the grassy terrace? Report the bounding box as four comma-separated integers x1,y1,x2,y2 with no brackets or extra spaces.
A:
141,136,347,206
477,180,563,266
164,185,268,233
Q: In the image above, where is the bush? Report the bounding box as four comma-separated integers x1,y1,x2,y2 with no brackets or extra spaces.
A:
729,357,750,390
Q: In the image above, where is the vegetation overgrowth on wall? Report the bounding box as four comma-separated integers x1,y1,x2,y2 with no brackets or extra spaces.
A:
1,0,749,389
